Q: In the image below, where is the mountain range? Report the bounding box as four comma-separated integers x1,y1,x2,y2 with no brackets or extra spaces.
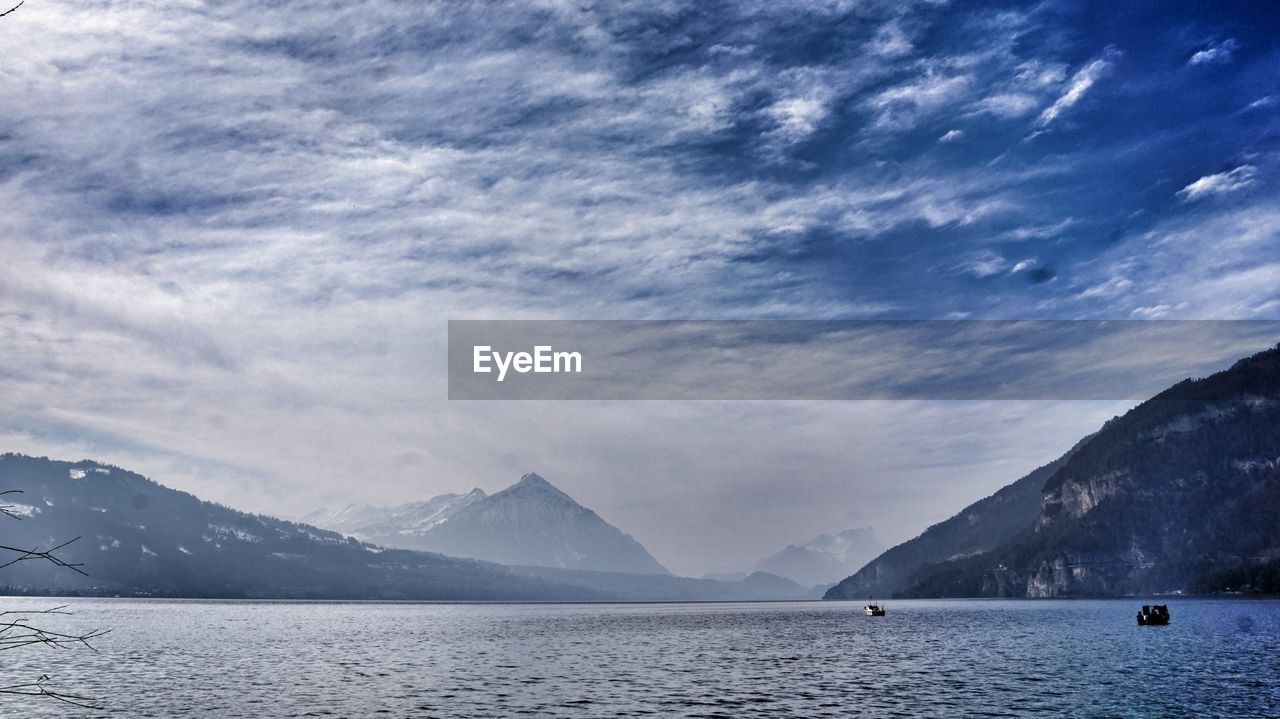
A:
7,343,1279,601
755,528,884,587
0,454,592,600
828,342,1280,599
0,457,814,601
304,473,669,575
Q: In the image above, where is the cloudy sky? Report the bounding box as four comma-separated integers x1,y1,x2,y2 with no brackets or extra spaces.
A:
1,0,1277,574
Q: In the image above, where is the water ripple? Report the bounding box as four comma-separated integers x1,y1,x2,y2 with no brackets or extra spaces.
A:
1,598,1277,717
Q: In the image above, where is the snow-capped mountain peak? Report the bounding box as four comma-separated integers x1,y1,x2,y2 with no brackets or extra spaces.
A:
306,472,669,575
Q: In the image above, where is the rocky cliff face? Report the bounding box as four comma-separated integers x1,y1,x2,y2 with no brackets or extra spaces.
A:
896,344,1280,598
1038,470,1127,527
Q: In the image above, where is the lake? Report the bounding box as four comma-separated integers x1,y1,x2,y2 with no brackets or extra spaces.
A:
2,598,1277,717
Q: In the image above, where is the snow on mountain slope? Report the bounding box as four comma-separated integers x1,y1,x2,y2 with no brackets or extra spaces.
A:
755,528,885,587
308,473,669,575
303,488,486,541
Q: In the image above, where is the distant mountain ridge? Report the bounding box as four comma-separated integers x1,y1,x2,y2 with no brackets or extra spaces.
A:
308,472,671,575
755,528,884,587
303,489,486,543
0,456,812,601
887,343,1280,598
0,454,594,601
512,567,825,602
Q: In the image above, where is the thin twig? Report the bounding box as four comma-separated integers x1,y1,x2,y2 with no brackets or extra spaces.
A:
0,675,100,709
0,612,110,651
0,537,88,574
1,485,106,709
0,489,24,520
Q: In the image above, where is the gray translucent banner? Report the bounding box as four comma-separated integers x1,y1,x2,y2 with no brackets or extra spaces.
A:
447,320,1280,400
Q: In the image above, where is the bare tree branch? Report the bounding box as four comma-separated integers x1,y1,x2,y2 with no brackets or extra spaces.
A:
0,537,88,574
0,2,23,19
0,675,99,709
0,606,110,651
2,486,105,710
0,490,26,521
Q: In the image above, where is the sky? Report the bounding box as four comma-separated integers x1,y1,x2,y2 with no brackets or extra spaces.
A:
0,0,1277,575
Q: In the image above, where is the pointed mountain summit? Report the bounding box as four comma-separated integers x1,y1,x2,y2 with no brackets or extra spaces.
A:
507,472,573,500
309,472,670,575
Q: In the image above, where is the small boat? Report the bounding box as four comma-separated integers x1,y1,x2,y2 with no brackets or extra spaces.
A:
1136,604,1170,626
864,603,886,617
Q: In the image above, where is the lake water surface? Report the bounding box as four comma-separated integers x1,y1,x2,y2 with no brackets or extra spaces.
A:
2,598,1277,717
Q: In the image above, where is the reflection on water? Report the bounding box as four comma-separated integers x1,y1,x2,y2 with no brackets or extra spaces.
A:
3,598,1277,717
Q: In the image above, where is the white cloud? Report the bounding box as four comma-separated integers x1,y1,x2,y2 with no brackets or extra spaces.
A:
1189,38,1239,66
1246,95,1276,111
972,93,1040,118
1078,275,1133,300
957,250,1007,278
1037,50,1118,127
868,72,971,129
1129,304,1185,319
870,20,913,58
1177,165,1258,202
1014,61,1067,87
1057,197,1280,319
939,128,964,142
766,96,830,142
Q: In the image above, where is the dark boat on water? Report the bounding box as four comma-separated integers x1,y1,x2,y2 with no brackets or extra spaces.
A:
864,603,886,617
1136,604,1170,626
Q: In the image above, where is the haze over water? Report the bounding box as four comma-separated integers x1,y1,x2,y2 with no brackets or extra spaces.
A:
6,598,1277,717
